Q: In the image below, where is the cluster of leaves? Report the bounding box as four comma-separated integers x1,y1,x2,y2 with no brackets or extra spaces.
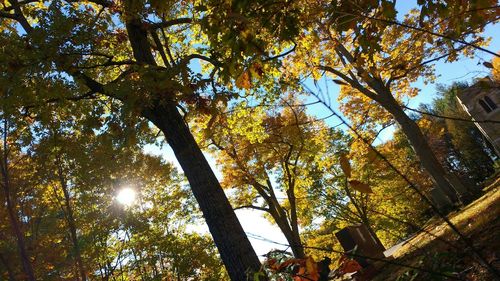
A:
0,0,498,279
0,97,227,279
257,251,322,281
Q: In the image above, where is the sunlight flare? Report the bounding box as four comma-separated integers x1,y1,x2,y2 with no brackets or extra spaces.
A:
116,187,136,206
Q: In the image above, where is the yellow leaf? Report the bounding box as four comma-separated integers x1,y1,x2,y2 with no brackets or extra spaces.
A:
348,180,373,193
339,154,351,178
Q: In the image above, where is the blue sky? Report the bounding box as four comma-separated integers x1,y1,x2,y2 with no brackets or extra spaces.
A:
144,3,500,257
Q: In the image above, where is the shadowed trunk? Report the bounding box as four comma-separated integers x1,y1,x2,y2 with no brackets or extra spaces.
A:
123,19,261,279
267,199,305,258
143,102,262,279
380,92,460,204
0,119,36,281
124,17,262,279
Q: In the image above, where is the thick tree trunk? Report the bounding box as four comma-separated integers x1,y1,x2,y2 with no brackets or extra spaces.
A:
124,18,261,279
143,102,262,280
380,93,460,204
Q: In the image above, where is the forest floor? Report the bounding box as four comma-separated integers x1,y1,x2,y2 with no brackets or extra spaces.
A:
371,177,500,281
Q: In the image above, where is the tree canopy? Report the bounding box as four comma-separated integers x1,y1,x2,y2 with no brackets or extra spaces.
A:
1,0,499,280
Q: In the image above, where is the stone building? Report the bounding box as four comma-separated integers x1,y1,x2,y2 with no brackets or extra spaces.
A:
456,78,500,156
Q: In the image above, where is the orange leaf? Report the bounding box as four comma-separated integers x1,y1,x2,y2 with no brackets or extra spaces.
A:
348,180,373,193
341,259,362,274
236,71,252,89
305,256,320,281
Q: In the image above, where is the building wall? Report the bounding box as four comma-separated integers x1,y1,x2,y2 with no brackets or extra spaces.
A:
456,79,500,156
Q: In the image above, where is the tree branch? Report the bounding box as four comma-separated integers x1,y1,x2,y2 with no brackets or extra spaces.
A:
359,13,500,58
148,18,192,30
180,54,222,67
263,42,297,61
233,205,270,212
402,105,500,124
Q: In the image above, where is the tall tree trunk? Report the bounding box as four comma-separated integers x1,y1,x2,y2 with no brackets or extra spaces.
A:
379,92,460,204
268,202,305,258
56,154,87,281
331,44,461,205
0,120,36,281
124,18,261,279
2,190,35,281
143,102,262,279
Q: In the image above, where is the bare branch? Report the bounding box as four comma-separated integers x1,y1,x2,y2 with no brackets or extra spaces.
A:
76,60,135,69
233,205,270,212
402,105,500,124
148,18,192,30
263,42,297,62
180,54,222,67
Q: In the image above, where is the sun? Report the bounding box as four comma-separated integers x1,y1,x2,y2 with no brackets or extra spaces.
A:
116,187,136,206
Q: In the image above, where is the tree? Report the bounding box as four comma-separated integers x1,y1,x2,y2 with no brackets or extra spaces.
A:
0,106,36,281
422,83,495,183
305,128,428,253
206,0,499,204
0,95,228,279
0,0,261,278
197,97,330,258
289,1,498,204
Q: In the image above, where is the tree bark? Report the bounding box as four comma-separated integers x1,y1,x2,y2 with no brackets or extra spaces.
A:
143,102,262,279
379,93,460,203
268,202,305,258
250,178,305,258
124,18,262,279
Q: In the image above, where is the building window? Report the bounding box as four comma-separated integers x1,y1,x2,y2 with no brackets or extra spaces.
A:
479,99,492,113
484,96,497,110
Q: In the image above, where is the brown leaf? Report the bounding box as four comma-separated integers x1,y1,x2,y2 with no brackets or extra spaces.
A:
483,61,494,69
236,71,252,89
339,154,351,178
340,258,362,274
348,180,373,193
366,149,378,163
